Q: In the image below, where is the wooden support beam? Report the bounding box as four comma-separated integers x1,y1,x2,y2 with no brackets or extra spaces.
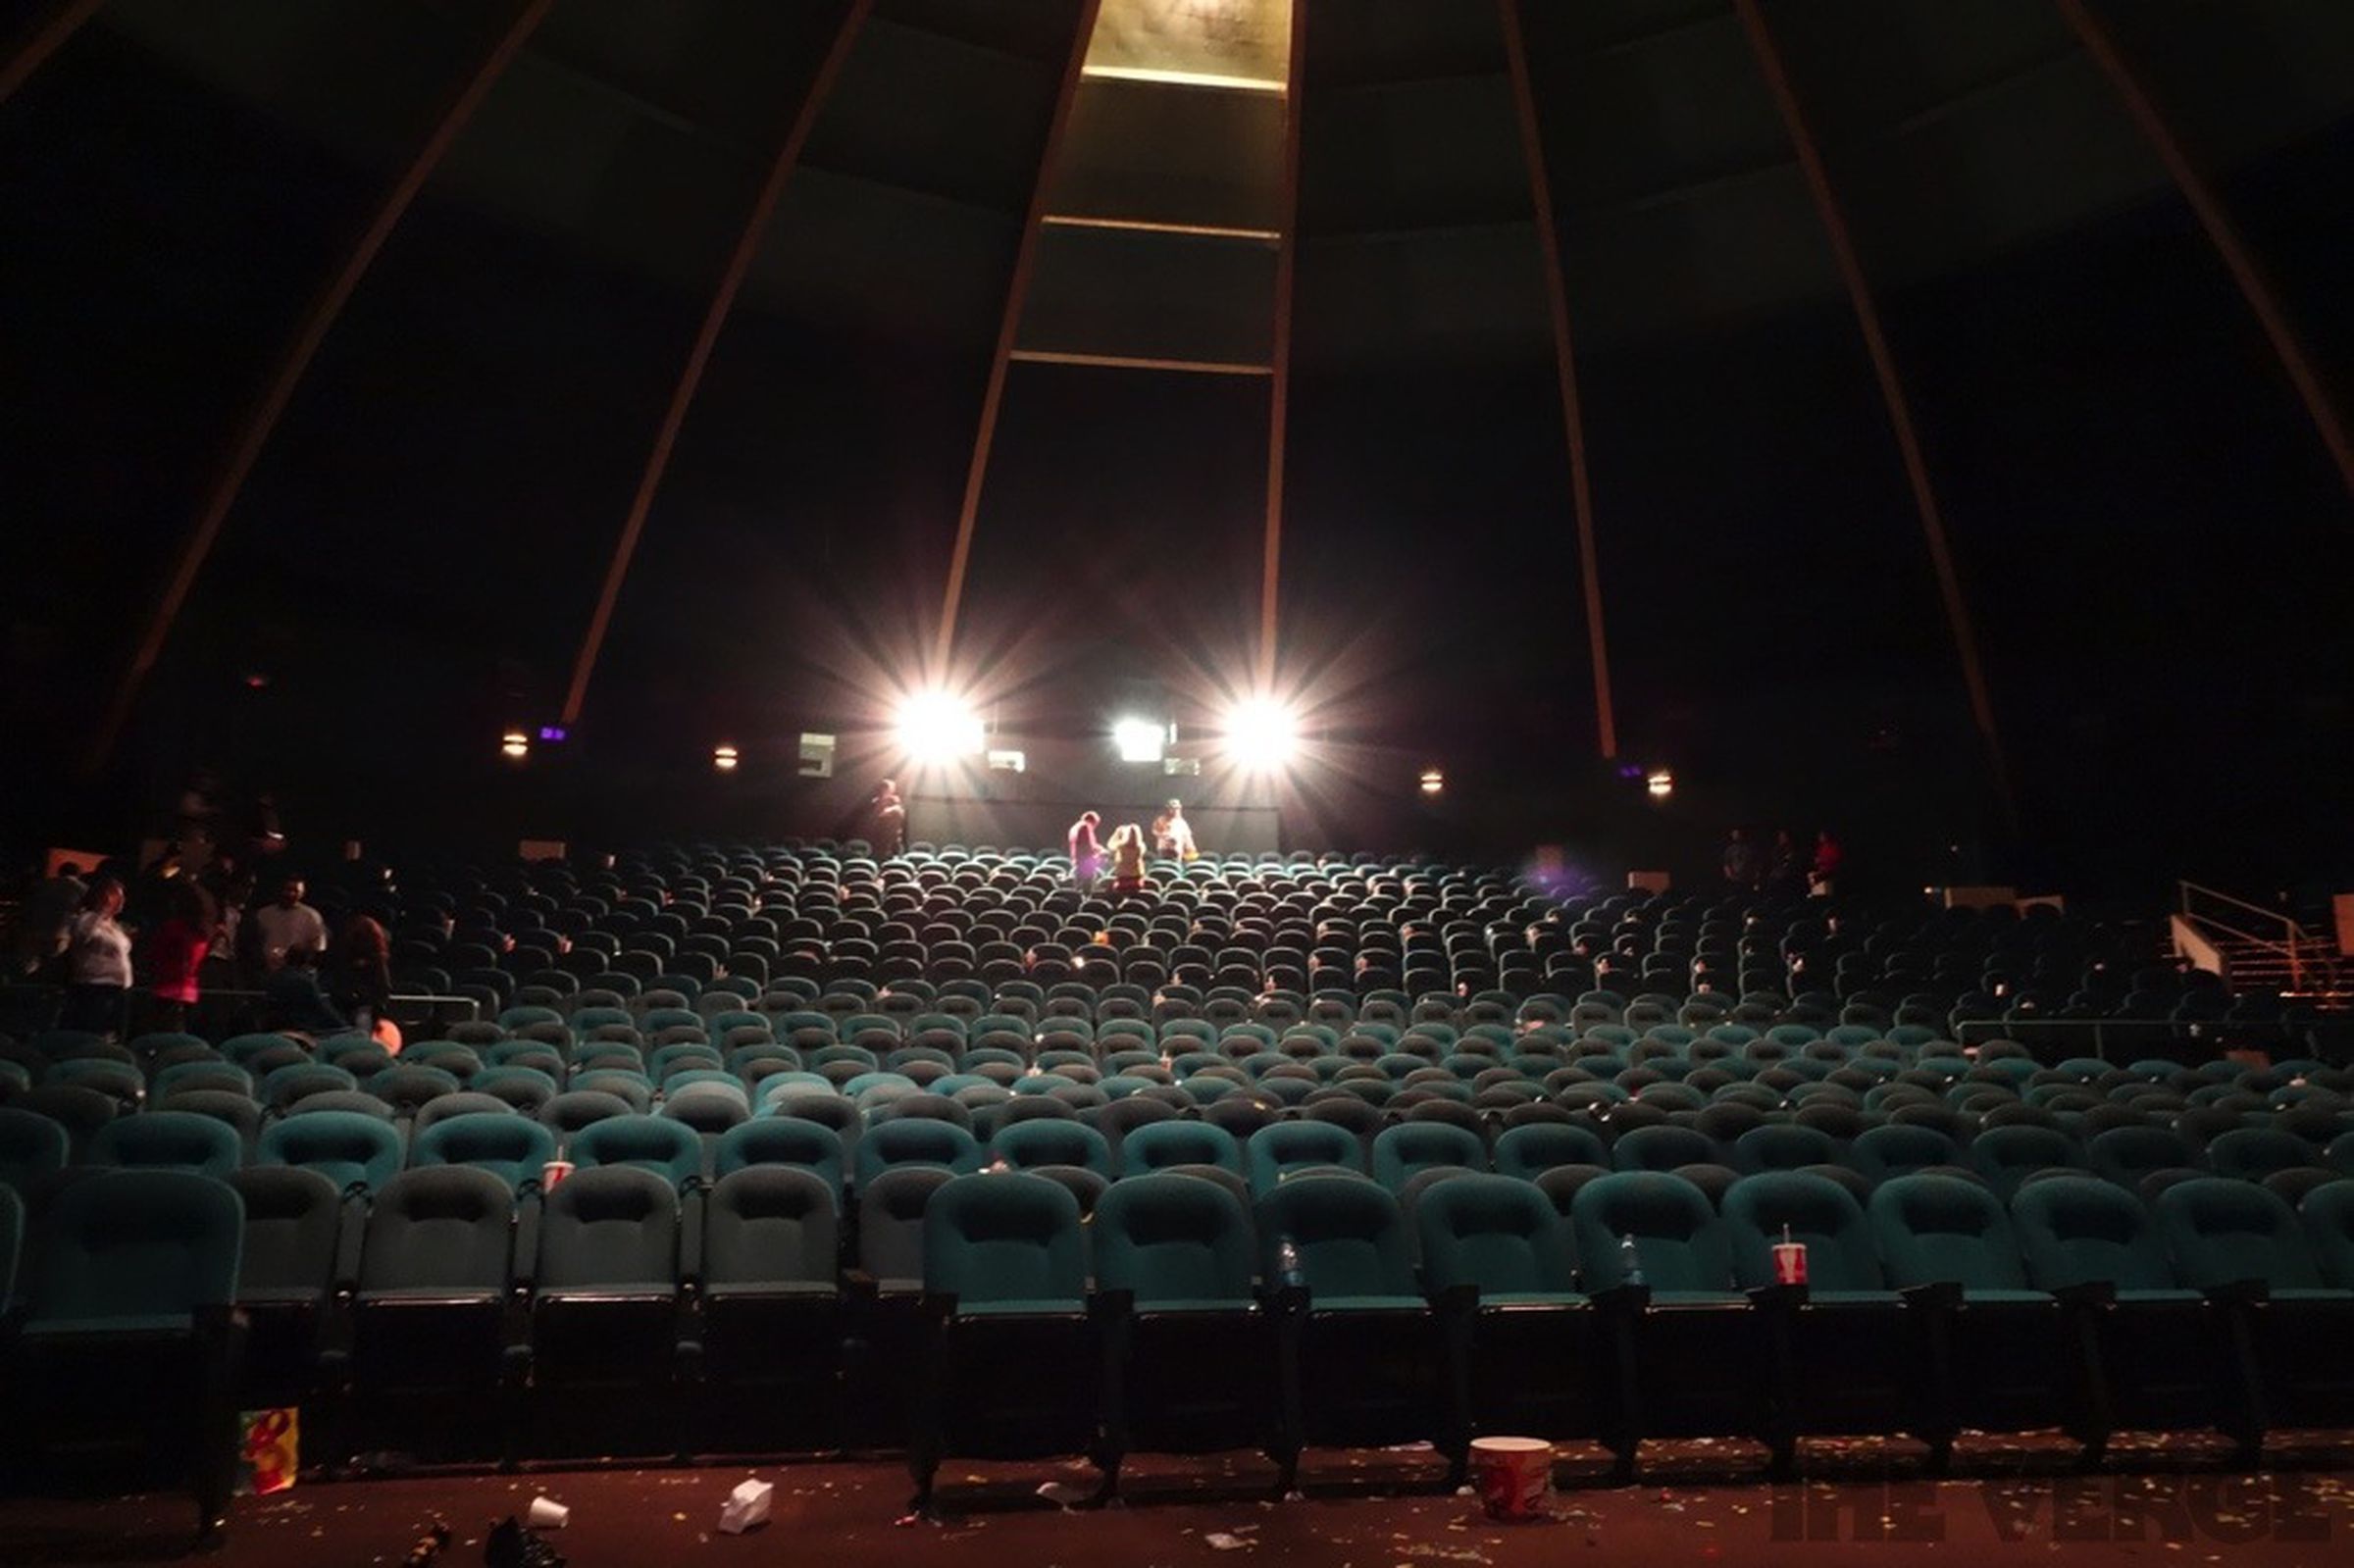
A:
1732,0,2014,816
2055,0,2354,505
0,0,105,106
562,0,875,727
1499,0,1618,760
931,0,1106,685
89,0,557,772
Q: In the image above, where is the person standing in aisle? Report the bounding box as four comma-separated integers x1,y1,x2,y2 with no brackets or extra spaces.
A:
1067,810,1104,888
869,779,906,858
1151,799,1197,861
61,876,133,1037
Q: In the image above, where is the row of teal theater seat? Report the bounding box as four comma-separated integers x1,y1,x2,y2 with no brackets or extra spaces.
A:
8,1156,2347,1515
13,1093,2353,1212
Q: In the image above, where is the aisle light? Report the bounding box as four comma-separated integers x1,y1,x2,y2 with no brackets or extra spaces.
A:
1647,769,1674,800
1419,767,1445,797
713,743,740,773
500,730,530,762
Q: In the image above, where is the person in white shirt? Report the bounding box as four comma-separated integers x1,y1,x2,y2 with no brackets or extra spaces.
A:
252,876,329,971
1151,799,1197,861
61,875,133,1036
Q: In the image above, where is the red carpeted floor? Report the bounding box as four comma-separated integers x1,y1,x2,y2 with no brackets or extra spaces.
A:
6,1438,2353,1566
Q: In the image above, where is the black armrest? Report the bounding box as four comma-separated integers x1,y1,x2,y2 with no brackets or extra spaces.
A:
677,1208,703,1295
1092,1288,1135,1321
841,1268,878,1300
1900,1281,1962,1311
1431,1283,1479,1317
1747,1282,1809,1310
2204,1278,2270,1304
2052,1281,2116,1309
510,1196,542,1297
1590,1282,1652,1313
921,1290,959,1326
333,1202,369,1298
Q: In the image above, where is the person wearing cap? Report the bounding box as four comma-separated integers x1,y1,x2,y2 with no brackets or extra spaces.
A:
1151,799,1197,861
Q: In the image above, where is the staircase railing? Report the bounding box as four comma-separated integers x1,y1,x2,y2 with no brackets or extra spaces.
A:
2176,880,2330,994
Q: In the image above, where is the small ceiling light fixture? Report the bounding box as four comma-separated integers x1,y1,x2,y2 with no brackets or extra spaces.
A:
500,730,531,762
713,743,740,772
1419,766,1445,797
1646,768,1674,800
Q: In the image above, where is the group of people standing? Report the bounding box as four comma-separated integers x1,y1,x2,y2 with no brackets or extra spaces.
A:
1723,826,1843,898
15,857,398,1044
1068,799,1197,894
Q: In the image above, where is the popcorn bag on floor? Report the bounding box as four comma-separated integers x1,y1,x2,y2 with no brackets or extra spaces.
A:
237,1407,299,1496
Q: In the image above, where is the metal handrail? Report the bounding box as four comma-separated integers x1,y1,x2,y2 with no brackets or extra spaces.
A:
1948,1015,2265,1062
2178,880,2312,991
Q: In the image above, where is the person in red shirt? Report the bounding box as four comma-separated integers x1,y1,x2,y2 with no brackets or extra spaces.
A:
142,882,214,1035
1810,830,1845,896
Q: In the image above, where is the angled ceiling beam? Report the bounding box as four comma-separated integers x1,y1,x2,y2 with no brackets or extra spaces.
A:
2055,0,2354,506
931,0,1105,685
1500,0,1617,760
1257,0,1307,696
0,0,105,105
562,0,876,727
87,0,556,772
1732,0,2014,819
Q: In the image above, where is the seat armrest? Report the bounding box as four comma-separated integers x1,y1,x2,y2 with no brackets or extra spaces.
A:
2052,1281,2116,1309
2204,1278,2270,1304
841,1268,878,1300
677,1205,703,1295
1900,1281,1962,1311
1431,1283,1479,1317
1590,1282,1652,1313
333,1205,369,1298
1747,1282,1809,1309
511,1193,542,1296
1092,1288,1135,1321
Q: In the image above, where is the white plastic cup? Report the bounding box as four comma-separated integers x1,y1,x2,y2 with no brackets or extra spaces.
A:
528,1495,569,1529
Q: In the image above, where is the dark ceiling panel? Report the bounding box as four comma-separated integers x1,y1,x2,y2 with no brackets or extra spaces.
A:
878,0,1086,65
800,16,1060,214
742,167,1019,350
1050,78,1286,230
1296,224,1551,368
1301,73,1530,239
529,0,856,150
1018,226,1278,365
1305,0,1505,89
1525,6,1792,216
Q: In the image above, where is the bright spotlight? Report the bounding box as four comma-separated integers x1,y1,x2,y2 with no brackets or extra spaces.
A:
1646,769,1674,800
1419,766,1445,797
1223,698,1298,771
499,729,530,762
1112,718,1165,764
895,690,983,762
713,743,740,773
